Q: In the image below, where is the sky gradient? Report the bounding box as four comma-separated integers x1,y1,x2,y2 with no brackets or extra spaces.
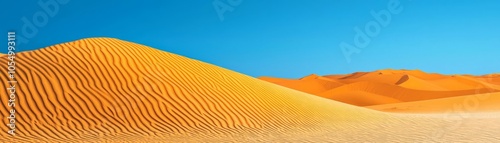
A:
3,0,499,78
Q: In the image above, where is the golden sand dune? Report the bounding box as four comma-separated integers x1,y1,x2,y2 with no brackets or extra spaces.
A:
0,38,382,142
1,38,499,142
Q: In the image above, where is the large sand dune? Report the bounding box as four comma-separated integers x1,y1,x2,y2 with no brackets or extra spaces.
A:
1,38,499,142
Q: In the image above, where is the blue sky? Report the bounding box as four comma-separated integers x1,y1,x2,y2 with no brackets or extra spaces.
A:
2,0,499,78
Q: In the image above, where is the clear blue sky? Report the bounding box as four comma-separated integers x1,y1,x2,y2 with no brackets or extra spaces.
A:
2,0,499,78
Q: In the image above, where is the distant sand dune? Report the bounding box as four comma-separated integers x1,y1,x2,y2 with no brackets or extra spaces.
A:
367,92,500,113
320,81,498,102
326,69,447,84
396,74,449,90
318,90,402,106
1,38,499,142
258,75,344,94
262,69,500,108
475,75,500,85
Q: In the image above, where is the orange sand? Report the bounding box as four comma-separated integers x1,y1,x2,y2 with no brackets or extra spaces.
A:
259,74,344,94
261,69,500,108
367,92,500,113
1,38,499,142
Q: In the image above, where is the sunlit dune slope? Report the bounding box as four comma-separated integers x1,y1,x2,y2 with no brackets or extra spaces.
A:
1,38,499,142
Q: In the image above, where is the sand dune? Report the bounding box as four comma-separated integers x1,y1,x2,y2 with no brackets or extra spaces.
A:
258,74,344,94
325,69,447,84
1,38,383,142
396,74,449,90
262,70,500,108
428,75,495,90
475,74,500,84
320,81,498,102
367,92,500,113
318,90,402,106
1,38,499,142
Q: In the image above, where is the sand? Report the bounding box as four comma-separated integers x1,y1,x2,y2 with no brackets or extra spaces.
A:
261,69,500,107
367,92,500,113
259,74,344,95
1,38,499,142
